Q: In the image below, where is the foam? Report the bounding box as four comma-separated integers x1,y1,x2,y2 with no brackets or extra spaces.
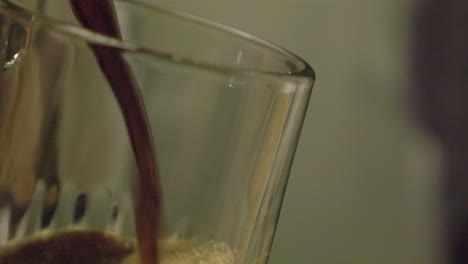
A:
123,239,234,264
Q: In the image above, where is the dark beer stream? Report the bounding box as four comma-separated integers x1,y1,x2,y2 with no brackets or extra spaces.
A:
69,1,162,264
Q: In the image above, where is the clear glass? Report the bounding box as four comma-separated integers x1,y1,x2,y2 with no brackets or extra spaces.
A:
0,0,315,263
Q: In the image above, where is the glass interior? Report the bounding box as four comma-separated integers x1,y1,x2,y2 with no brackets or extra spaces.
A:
0,1,314,263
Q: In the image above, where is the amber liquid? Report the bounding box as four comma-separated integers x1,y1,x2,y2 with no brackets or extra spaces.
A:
0,230,234,264
68,1,161,264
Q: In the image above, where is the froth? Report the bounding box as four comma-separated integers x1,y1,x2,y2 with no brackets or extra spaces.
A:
164,241,233,264
123,240,234,264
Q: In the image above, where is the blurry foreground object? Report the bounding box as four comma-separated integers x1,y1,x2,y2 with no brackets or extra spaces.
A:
412,2,468,263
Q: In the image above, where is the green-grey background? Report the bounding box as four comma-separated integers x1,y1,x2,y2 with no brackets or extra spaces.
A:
152,1,443,264
18,0,442,262
3,0,444,263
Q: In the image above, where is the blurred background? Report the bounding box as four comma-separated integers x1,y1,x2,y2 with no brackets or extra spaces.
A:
2,0,451,263
151,1,444,264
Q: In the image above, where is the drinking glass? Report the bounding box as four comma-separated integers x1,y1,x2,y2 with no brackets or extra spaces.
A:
0,0,315,263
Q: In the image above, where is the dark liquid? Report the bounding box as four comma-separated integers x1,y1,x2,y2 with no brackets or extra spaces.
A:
0,230,134,264
68,1,161,264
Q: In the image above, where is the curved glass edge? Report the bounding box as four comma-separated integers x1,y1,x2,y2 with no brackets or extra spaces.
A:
124,0,316,79
1,0,315,80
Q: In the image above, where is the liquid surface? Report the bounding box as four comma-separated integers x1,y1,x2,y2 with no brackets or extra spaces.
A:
0,230,234,264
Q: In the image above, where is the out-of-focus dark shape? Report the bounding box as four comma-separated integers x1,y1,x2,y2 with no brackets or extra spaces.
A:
411,2,468,263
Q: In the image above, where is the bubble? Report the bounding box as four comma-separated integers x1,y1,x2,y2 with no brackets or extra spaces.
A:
162,240,234,264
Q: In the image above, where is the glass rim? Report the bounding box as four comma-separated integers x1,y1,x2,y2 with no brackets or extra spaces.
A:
4,0,315,80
